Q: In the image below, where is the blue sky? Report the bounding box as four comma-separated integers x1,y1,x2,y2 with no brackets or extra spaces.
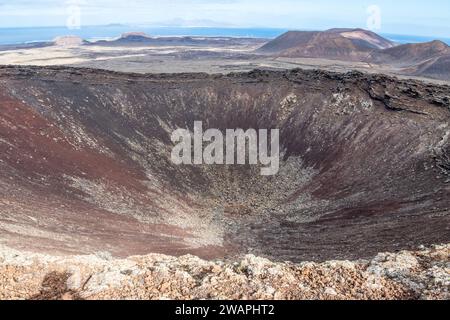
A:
0,0,449,37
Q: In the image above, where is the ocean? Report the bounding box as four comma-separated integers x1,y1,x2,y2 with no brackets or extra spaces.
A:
0,25,449,46
0,26,287,45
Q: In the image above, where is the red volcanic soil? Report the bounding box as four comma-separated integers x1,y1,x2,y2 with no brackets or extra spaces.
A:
0,66,449,262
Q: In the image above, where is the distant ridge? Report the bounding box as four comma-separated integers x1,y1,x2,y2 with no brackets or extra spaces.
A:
257,29,450,81
116,32,153,42
367,40,450,80
414,55,450,80
89,32,267,47
369,40,450,65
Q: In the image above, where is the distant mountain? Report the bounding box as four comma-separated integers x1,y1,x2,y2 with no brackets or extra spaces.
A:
111,32,153,43
368,40,450,66
256,31,318,53
257,28,395,61
366,40,450,80
412,54,450,81
90,32,267,47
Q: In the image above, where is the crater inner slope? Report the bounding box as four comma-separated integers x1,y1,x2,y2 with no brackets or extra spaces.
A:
0,66,449,262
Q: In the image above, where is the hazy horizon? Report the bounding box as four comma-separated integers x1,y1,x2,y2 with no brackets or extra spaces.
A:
1,24,449,40
1,25,450,47
0,0,449,38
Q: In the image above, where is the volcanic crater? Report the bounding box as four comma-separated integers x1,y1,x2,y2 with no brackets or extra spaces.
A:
0,66,449,262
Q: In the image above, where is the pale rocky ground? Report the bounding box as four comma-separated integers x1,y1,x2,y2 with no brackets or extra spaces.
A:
0,244,448,300
1,43,448,84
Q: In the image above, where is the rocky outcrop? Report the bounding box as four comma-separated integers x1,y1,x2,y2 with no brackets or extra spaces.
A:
0,244,448,300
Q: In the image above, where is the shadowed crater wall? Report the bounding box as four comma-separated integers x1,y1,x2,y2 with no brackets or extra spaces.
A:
0,66,449,262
